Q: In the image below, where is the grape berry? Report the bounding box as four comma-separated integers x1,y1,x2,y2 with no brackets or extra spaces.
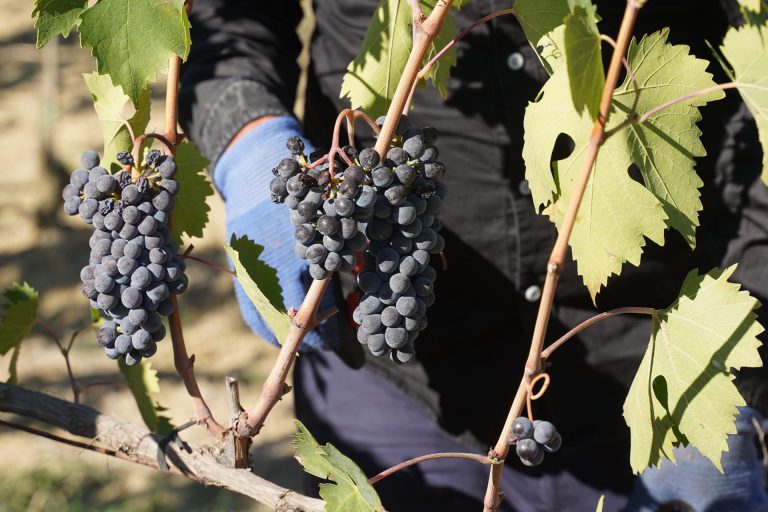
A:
270,116,446,364
63,149,187,365
507,417,562,466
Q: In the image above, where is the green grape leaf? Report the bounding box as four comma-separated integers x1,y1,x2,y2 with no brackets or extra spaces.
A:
523,30,724,300
294,420,383,512
78,0,191,106
341,0,458,118
224,235,291,344
721,24,768,184
624,266,763,473
563,2,603,119
513,0,571,74
118,359,173,435
341,0,413,118
0,283,39,382
171,141,213,244
32,0,87,48
82,72,151,172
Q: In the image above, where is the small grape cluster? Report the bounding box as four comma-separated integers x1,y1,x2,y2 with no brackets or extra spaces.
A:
270,138,370,280
62,149,186,365
508,417,562,466
270,115,445,364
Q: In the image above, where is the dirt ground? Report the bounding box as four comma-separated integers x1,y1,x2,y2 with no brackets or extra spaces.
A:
0,3,313,511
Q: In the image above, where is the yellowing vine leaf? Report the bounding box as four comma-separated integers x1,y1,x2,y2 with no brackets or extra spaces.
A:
32,0,87,48
294,420,383,512
172,141,213,243
523,30,724,299
224,235,291,344
341,0,458,118
0,283,39,382
82,72,150,172
721,24,768,184
624,266,763,473
78,0,190,106
738,0,763,12
118,359,173,435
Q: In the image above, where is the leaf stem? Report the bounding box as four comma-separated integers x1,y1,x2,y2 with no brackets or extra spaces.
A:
180,245,236,275
540,307,656,360
368,452,496,485
416,9,515,82
482,2,643,510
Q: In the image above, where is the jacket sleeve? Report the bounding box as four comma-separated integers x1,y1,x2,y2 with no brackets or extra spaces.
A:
178,0,303,171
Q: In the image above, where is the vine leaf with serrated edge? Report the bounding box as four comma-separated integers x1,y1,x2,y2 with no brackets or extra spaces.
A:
0,283,39,383
623,266,763,473
171,141,213,244
341,0,459,119
523,29,724,300
78,0,190,106
563,1,603,120
82,72,151,172
512,0,572,74
720,23,768,184
224,235,291,345
294,420,384,512
118,359,174,435
32,0,87,48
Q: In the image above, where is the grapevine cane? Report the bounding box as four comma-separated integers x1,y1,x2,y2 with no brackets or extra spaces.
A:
161,3,225,438
482,2,644,510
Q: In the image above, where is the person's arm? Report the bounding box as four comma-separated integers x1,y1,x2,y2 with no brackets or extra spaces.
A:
177,1,340,350
179,1,303,171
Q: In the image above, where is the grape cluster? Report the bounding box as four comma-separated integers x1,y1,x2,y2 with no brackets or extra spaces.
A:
270,116,445,364
62,149,187,365
353,124,445,364
508,417,562,466
270,138,370,280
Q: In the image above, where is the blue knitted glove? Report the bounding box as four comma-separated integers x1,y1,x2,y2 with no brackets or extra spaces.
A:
214,116,339,350
624,406,768,512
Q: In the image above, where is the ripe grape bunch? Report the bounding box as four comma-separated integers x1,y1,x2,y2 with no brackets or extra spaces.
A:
508,417,562,466
270,115,445,364
61,149,187,365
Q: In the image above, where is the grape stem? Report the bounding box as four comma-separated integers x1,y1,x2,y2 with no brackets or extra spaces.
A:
405,8,517,113
180,244,236,276
374,0,455,157
326,109,381,179
540,306,656,361
34,319,81,404
160,0,225,441
368,452,497,485
482,2,644,510
234,277,338,438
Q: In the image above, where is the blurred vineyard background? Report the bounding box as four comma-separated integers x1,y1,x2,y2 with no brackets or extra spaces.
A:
0,2,314,511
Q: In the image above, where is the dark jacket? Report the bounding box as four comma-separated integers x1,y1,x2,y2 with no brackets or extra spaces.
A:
179,0,768,451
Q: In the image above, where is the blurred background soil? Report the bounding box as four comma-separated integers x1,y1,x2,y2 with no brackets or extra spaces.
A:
0,2,314,510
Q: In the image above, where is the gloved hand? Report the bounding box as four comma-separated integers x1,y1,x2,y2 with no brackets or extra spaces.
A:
624,406,768,512
214,115,339,349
